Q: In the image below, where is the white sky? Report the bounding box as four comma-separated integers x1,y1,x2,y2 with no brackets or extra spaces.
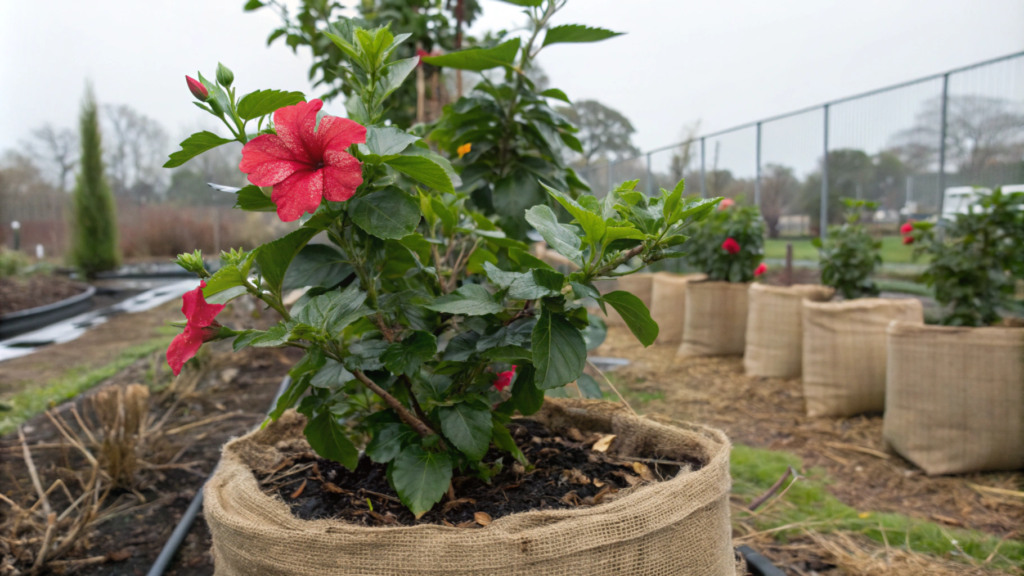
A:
2,0,1022,175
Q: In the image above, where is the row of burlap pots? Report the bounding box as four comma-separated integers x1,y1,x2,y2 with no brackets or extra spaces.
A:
678,281,749,358
801,298,924,417
743,284,835,378
883,321,1024,475
205,400,739,576
650,272,707,345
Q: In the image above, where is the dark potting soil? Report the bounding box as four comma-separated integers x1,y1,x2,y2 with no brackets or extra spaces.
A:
262,419,703,527
0,275,87,315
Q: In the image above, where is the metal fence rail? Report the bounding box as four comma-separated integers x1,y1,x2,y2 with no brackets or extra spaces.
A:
579,51,1024,240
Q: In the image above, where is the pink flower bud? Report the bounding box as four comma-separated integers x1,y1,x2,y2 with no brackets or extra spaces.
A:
900,222,914,235
721,237,741,255
754,263,767,276
718,198,735,210
186,76,209,101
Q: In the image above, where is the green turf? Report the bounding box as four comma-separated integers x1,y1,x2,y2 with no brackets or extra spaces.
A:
730,444,1023,570
765,236,926,264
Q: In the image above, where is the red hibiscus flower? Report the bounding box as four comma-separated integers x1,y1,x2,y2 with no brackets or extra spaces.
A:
718,198,735,210
902,235,914,245
494,365,518,392
754,262,768,277
900,221,914,235
721,237,741,254
239,99,366,222
166,281,226,376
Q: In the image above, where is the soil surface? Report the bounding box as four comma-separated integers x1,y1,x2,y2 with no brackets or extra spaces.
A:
0,301,299,575
0,275,88,316
264,419,694,528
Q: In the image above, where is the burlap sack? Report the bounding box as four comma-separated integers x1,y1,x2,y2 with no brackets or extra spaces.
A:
678,281,750,357
801,298,923,417
205,400,737,576
883,322,1024,475
743,284,834,378
597,273,654,328
650,272,707,346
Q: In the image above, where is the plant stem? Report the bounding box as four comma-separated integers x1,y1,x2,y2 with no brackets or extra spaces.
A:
352,370,437,439
590,244,645,279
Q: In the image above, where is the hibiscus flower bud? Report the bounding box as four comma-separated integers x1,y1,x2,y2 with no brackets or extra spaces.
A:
216,62,235,88
718,198,735,210
457,143,472,159
754,262,767,277
902,235,914,245
186,75,209,101
900,222,914,235
721,237,741,254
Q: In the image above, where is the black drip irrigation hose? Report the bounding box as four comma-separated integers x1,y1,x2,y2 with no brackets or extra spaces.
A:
146,375,292,576
738,545,787,576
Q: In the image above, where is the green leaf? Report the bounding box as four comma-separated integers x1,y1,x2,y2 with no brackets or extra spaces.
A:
421,38,521,71
349,187,422,240
576,374,603,399
509,248,554,271
484,345,532,361
364,126,419,156
310,359,354,389
508,268,565,300
430,198,457,234
267,375,311,422
439,402,492,460
256,227,319,297
663,179,686,221
601,290,659,346
466,248,497,275
540,88,570,103
377,57,418,105
580,313,607,350
532,312,586,390
392,445,453,518
243,0,264,10
497,0,542,5
381,331,437,376
442,332,480,361
511,365,544,415
236,89,305,120
491,418,528,465
294,284,370,336
482,261,520,290
542,24,623,47
541,182,605,248
304,411,359,470
384,155,455,194
283,244,352,290
493,169,544,224
164,131,233,168
234,185,277,212
425,284,503,316
366,423,416,463
525,205,582,265
602,225,644,247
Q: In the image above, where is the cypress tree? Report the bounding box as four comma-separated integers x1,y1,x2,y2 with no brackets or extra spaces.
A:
70,85,120,276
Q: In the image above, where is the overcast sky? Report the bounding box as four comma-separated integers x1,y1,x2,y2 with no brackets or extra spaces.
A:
2,0,1022,175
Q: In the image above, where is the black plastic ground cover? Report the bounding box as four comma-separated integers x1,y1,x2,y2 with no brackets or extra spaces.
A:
739,545,787,576
0,285,96,340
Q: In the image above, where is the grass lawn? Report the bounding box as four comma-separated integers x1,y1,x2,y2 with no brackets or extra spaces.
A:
765,236,926,264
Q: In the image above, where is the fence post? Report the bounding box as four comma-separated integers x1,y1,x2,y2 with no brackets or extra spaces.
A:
820,104,830,241
645,152,652,196
700,137,707,199
937,72,949,217
754,121,762,210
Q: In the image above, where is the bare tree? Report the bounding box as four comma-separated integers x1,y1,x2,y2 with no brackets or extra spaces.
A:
23,125,78,192
669,120,701,184
556,100,639,166
759,164,799,237
103,104,170,202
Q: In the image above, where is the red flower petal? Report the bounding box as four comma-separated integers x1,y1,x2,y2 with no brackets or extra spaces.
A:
721,238,741,254
181,281,225,328
272,99,323,164
317,115,367,152
239,133,307,187
167,325,205,376
900,222,914,235
271,168,324,222
754,263,768,276
902,236,914,245
321,152,363,203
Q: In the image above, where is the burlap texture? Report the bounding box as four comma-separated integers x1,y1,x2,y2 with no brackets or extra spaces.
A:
649,272,707,346
743,284,834,378
678,281,750,357
597,273,654,328
801,298,923,417
205,399,737,576
883,322,1024,475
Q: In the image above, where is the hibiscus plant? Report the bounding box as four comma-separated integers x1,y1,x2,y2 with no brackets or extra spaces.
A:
684,200,766,283
812,198,881,299
164,25,720,517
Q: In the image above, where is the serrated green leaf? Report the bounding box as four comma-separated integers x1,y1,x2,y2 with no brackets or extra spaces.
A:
525,205,582,265
542,24,622,47
236,89,305,120
164,131,233,168
256,227,319,297
576,374,602,399
508,268,565,300
283,244,352,291
234,185,277,212
541,182,605,248
511,365,544,415
439,402,492,460
483,345,532,361
381,331,437,376
421,38,521,71
491,418,528,465
349,187,422,240
425,284,503,316
294,284,370,336
366,423,416,463
305,411,359,470
601,290,659,346
384,155,455,194
266,375,311,422
310,358,354,389
392,445,452,518
532,312,586,389
364,126,419,156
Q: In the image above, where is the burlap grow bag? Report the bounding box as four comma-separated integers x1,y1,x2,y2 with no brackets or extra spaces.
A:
802,298,923,417
678,281,749,357
650,272,707,346
883,322,1024,475
205,400,737,576
598,273,654,328
743,284,834,378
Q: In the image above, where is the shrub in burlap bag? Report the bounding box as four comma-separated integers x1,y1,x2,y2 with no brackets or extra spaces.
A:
649,272,707,346
801,298,923,417
743,284,834,378
205,399,738,576
598,273,654,328
678,281,750,357
883,321,1024,475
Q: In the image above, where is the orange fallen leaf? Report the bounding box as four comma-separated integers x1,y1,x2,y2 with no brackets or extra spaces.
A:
591,434,616,452
474,511,492,526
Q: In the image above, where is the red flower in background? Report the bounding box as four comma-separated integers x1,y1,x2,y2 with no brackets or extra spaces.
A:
718,198,735,210
721,237,741,254
186,76,209,101
239,99,366,222
167,281,226,376
900,222,914,235
754,262,768,277
494,365,518,392
902,235,914,245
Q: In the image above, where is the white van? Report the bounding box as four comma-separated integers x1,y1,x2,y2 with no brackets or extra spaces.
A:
940,185,1023,221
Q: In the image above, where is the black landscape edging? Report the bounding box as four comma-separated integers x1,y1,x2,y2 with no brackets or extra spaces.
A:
738,545,787,576
0,285,96,340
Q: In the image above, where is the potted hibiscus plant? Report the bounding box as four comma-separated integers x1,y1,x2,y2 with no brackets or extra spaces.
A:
884,187,1024,474
164,19,740,575
801,199,922,417
677,199,766,357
